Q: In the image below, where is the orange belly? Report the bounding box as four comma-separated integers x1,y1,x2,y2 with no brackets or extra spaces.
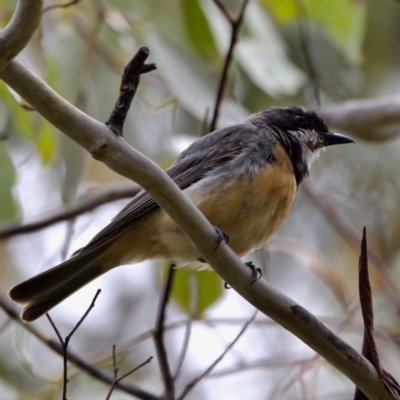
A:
105,143,297,270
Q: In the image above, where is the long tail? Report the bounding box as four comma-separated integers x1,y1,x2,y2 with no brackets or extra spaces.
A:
9,246,110,322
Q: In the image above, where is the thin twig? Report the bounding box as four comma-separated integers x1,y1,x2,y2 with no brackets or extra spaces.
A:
153,264,175,399
294,0,321,106
46,289,101,400
209,0,249,132
0,184,141,239
0,290,159,400
43,0,82,13
105,344,153,400
173,271,198,380
106,47,156,136
178,310,257,400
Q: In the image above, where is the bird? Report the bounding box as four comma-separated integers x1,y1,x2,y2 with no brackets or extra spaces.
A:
9,106,354,322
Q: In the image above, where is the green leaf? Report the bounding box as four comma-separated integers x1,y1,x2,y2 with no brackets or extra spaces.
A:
261,0,298,23
37,118,57,165
179,0,218,59
163,264,223,318
0,144,16,222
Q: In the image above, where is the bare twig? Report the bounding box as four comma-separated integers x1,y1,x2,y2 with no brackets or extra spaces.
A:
153,264,175,399
0,290,159,400
0,184,141,239
46,289,101,400
106,47,156,136
178,310,257,400
294,0,321,106
304,181,400,306
209,0,249,132
43,0,81,13
173,271,197,380
105,344,153,400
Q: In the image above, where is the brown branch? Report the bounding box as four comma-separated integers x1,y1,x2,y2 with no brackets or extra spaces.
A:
43,0,82,13
177,310,257,400
105,47,156,136
153,264,175,399
303,181,400,306
105,344,153,400
46,289,101,400
0,184,141,239
173,271,197,380
208,0,249,133
294,0,321,106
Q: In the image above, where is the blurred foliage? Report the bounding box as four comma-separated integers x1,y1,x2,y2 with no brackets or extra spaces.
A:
2,0,400,399
163,263,223,318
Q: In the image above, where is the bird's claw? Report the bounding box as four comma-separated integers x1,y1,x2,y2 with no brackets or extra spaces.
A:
246,261,262,285
213,226,229,250
224,261,261,289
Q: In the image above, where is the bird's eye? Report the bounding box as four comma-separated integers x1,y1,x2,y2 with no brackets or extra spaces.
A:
295,115,307,124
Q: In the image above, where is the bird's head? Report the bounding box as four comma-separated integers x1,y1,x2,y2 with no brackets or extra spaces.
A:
247,106,354,170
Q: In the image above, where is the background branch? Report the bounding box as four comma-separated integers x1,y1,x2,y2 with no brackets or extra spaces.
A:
46,289,101,400
154,264,175,399
0,292,160,400
0,183,141,239
208,0,249,132
178,311,257,400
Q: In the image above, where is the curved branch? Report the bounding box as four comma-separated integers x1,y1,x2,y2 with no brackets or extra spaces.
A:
0,0,44,71
0,58,392,399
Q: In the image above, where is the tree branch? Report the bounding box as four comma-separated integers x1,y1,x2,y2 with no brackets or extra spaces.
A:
46,289,102,400
178,311,257,400
105,344,153,400
0,0,44,72
153,264,175,399
0,184,141,239
0,52,393,400
208,0,249,132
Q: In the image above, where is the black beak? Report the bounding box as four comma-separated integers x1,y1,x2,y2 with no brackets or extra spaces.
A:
320,131,354,147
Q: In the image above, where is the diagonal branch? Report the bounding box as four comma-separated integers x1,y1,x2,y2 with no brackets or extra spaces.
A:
0,54,393,400
105,345,153,400
0,184,141,239
208,0,249,133
178,310,257,400
294,0,321,106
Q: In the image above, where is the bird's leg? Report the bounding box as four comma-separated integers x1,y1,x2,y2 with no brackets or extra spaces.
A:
245,261,262,285
212,226,229,250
